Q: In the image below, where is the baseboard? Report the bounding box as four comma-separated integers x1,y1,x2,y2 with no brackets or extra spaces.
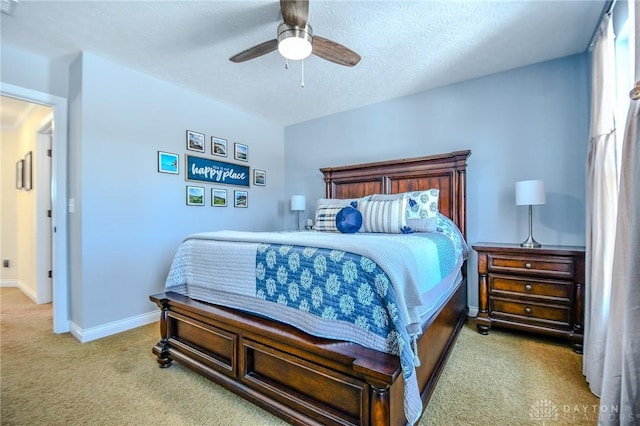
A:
467,306,478,317
70,310,158,343
0,279,19,287
5,280,40,304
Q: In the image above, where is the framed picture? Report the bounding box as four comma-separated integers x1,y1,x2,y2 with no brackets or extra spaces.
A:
186,186,205,206
211,137,227,157
234,190,248,208
23,151,32,191
16,159,23,189
158,151,179,174
253,169,266,186
234,142,248,162
185,155,250,187
211,188,227,207
186,130,205,152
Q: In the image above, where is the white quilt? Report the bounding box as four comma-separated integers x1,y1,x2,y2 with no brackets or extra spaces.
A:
165,230,465,425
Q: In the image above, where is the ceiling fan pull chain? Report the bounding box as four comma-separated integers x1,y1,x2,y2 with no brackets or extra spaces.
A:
301,60,305,88
285,58,289,70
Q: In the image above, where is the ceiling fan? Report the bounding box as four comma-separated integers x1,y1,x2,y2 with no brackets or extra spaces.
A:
229,0,361,67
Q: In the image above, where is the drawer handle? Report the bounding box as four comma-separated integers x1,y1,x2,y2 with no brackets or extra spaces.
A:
525,284,533,291
524,307,532,315
525,263,532,269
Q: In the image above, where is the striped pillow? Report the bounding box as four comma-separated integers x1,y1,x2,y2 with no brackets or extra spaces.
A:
313,205,343,232
358,198,407,233
370,189,439,232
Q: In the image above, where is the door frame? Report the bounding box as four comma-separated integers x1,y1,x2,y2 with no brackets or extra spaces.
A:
1,82,69,333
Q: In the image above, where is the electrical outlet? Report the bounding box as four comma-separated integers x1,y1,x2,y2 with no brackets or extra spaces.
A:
3,259,9,268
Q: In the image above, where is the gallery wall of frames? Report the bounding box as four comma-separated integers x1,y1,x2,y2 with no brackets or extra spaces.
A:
157,130,266,208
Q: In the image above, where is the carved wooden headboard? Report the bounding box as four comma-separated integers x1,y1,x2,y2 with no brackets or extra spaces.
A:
320,150,471,238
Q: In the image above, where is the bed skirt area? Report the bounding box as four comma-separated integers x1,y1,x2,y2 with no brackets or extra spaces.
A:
150,277,468,426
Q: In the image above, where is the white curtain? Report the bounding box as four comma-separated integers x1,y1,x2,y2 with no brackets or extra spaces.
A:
598,3,640,423
583,14,619,397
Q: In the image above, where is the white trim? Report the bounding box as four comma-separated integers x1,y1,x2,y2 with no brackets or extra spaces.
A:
467,306,479,318
70,311,159,343
0,82,69,334
0,279,19,287
17,281,37,304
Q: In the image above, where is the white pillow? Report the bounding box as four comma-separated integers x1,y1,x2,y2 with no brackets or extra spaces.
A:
370,190,439,232
358,198,407,233
406,189,439,232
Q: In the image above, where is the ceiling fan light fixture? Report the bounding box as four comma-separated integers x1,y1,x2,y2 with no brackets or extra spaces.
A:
277,23,313,61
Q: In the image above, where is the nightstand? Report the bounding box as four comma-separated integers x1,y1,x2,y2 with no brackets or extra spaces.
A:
473,243,585,353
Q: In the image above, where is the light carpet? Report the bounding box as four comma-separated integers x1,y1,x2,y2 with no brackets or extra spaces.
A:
0,288,599,425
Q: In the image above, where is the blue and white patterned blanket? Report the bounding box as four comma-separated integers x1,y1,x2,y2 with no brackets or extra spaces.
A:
165,230,466,424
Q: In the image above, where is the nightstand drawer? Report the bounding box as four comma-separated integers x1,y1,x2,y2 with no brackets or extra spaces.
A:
491,298,571,326
487,253,574,279
489,275,572,302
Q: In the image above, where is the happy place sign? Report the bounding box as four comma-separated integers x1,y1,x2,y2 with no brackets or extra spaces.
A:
186,155,250,187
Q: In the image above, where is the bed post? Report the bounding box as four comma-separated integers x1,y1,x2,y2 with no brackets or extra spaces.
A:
151,294,173,368
370,383,391,425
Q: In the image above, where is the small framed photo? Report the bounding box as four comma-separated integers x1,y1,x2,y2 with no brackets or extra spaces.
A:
23,151,33,191
158,151,179,174
186,186,205,206
234,143,248,162
234,190,248,208
253,169,266,186
211,137,227,157
16,159,23,189
186,130,205,152
211,188,227,207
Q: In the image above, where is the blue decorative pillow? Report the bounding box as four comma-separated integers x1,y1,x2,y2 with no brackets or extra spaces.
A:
336,206,363,234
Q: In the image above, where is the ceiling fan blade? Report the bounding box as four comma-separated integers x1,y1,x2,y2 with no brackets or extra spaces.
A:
229,39,279,63
280,0,309,27
312,36,361,67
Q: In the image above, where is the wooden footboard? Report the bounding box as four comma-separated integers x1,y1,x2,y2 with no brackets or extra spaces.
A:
150,278,467,426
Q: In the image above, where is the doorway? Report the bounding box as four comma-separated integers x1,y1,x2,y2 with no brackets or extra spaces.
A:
0,84,69,333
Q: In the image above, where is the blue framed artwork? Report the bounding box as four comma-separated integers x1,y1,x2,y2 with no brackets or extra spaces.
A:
158,151,179,174
185,155,250,187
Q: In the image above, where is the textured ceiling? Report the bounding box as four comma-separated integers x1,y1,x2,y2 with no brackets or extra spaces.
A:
0,0,605,127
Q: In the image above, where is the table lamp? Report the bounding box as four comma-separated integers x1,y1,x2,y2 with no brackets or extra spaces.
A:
516,180,545,248
290,195,306,231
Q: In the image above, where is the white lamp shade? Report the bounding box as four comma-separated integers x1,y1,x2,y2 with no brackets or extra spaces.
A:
290,195,306,211
278,37,312,60
516,180,546,205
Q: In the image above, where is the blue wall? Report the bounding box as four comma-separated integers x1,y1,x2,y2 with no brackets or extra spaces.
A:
2,48,286,336
284,53,589,312
2,44,589,332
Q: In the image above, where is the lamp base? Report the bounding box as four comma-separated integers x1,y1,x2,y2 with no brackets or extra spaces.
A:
520,204,541,248
520,236,541,248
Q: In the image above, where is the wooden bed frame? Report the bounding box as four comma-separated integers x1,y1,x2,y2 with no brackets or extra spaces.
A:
150,150,471,425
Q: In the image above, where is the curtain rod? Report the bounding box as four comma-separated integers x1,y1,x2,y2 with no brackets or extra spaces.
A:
587,0,617,51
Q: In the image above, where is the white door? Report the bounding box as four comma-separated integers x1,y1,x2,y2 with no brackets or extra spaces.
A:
35,125,53,303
